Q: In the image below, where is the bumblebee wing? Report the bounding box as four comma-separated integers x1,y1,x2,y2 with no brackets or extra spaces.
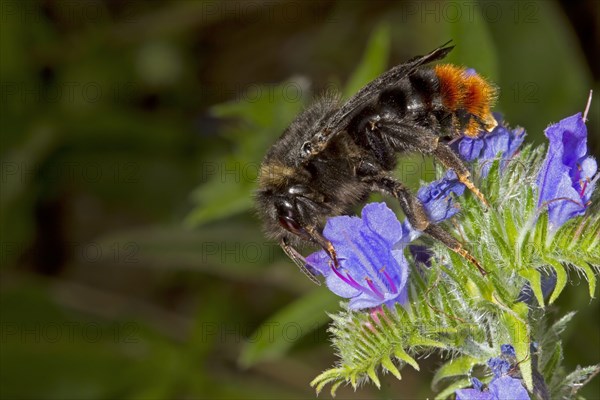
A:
327,40,454,131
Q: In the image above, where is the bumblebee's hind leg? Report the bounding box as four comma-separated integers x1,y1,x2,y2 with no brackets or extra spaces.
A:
370,175,486,275
432,142,489,208
422,224,487,275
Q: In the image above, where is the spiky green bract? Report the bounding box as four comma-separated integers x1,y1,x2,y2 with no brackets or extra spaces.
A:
311,145,600,398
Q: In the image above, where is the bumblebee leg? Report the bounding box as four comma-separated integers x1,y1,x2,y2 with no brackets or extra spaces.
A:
423,224,487,275
432,142,489,208
377,120,489,208
280,237,321,285
376,175,431,231
373,175,486,275
306,227,341,269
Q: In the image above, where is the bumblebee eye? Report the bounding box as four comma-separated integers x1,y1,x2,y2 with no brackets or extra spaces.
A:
278,215,305,236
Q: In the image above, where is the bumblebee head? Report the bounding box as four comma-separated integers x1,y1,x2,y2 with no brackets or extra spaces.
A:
255,174,327,247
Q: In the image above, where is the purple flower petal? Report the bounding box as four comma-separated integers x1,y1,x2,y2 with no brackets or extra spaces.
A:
536,112,597,230
500,344,516,358
488,357,510,378
455,388,494,400
488,376,530,400
458,137,486,162
399,170,466,243
416,170,465,223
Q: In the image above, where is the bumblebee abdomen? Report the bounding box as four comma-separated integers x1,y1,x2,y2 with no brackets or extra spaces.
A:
377,70,442,121
434,64,498,136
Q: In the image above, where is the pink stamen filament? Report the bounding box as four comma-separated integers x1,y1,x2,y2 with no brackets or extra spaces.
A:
329,263,383,300
380,267,398,294
365,277,384,300
329,263,363,291
580,179,588,197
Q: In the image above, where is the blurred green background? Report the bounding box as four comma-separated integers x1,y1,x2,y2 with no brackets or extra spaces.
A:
1,1,599,399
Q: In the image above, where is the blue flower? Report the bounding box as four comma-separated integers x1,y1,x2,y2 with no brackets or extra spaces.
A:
455,345,530,400
453,113,526,177
306,203,409,310
500,344,516,358
401,170,465,243
536,112,598,230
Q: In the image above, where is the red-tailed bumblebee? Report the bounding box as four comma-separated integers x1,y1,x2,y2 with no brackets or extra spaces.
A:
256,42,496,283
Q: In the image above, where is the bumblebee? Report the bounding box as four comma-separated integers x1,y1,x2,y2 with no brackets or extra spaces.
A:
256,42,496,283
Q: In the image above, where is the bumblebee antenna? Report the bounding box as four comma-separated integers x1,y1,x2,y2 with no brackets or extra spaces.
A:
280,238,321,285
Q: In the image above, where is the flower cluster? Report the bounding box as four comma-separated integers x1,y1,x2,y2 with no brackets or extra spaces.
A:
306,71,600,397
455,345,530,400
306,108,598,312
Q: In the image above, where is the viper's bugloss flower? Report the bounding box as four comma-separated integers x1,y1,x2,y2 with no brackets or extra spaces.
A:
536,112,598,230
306,203,409,310
456,345,530,400
307,172,467,309
453,113,526,177
417,170,466,222
401,170,465,243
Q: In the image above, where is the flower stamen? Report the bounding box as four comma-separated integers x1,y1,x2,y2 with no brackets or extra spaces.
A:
329,262,364,291
380,267,398,294
365,277,385,300
580,179,588,197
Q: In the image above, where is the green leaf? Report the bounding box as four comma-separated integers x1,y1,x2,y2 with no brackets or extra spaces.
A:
184,187,253,227
239,289,338,367
544,258,568,305
561,364,600,397
577,262,597,299
551,312,577,336
519,268,544,307
503,207,519,248
435,377,473,400
542,342,563,380
381,355,402,380
502,302,533,391
342,23,390,98
311,368,344,395
393,346,419,371
534,212,549,249
366,364,381,388
432,356,477,389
